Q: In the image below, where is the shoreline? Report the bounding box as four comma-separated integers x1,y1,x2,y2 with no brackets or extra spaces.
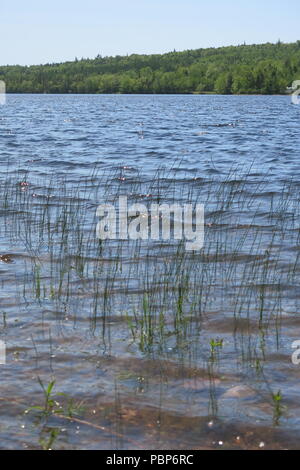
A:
3,92,291,96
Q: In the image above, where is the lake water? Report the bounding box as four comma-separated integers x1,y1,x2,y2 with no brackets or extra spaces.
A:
0,94,300,449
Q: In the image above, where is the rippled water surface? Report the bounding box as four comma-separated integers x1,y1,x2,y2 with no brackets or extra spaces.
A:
0,94,300,450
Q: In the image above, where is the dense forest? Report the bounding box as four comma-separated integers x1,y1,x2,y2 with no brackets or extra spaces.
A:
1,41,300,94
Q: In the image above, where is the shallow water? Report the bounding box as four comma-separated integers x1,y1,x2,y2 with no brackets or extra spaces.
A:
0,94,300,450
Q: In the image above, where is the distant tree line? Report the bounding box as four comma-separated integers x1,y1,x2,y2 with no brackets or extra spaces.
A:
1,41,300,94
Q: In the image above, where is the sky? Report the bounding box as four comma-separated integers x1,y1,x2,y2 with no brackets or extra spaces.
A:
1,0,300,66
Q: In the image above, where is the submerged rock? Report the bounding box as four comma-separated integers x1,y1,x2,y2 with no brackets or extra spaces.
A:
222,385,256,399
0,254,14,263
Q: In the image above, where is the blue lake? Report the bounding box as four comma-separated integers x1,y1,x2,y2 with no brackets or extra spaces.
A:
0,94,300,449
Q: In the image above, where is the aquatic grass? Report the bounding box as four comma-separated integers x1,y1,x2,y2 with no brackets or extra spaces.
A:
39,427,61,451
209,339,224,363
26,377,84,420
1,165,300,359
26,378,58,418
272,390,284,426
1,162,299,449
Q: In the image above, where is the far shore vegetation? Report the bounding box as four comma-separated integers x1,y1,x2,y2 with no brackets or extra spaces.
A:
1,41,300,95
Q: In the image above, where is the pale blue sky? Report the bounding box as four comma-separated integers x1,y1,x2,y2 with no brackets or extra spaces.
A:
1,0,299,65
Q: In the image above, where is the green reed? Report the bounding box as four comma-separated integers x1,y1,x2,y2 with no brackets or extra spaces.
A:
0,165,299,362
